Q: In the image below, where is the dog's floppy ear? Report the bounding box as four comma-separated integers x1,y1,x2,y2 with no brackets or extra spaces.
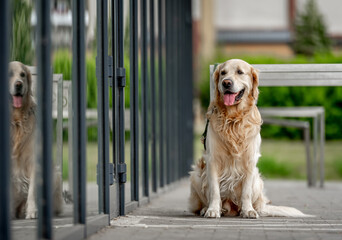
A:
212,63,222,101
22,64,33,96
251,66,259,101
213,63,222,85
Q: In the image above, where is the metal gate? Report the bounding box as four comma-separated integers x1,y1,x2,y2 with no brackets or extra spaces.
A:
1,0,193,239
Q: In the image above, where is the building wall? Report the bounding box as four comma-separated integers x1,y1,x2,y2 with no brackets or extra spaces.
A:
214,0,288,30
213,0,342,36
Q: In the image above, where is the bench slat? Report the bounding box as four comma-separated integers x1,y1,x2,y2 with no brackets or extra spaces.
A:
253,64,342,72
259,79,342,86
210,64,342,86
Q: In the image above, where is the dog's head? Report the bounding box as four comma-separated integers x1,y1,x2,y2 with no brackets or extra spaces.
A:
213,59,259,108
9,61,33,109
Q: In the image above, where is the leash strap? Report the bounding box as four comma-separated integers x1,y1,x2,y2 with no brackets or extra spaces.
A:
201,119,209,151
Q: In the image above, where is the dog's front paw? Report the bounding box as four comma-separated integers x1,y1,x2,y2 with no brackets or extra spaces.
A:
26,206,38,219
204,207,221,218
241,209,259,219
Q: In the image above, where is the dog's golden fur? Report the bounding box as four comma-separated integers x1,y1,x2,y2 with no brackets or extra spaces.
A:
9,61,62,219
189,59,307,218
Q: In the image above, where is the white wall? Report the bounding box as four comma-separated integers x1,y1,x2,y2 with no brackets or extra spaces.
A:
214,0,288,30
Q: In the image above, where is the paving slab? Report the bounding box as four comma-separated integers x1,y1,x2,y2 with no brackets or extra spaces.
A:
88,179,342,240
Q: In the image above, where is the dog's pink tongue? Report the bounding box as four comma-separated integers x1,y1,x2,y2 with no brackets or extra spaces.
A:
13,96,23,108
224,93,238,106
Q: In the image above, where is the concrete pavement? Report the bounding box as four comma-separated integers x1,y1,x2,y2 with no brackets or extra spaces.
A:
88,179,342,240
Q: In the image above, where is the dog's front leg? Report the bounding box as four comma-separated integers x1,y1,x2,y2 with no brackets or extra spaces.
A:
26,165,37,219
240,172,258,219
204,160,221,218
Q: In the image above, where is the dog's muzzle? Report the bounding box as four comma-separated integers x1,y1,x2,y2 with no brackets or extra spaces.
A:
223,88,245,106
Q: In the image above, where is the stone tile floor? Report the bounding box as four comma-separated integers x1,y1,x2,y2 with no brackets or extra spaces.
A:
89,180,342,240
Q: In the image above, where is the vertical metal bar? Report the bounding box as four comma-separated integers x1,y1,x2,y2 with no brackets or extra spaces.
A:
165,0,171,185
183,0,188,178
141,0,149,197
158,0,165,188
169,0,174,183
176,0,181,179
173,0,179,182
185,0,192,178
186,0,194,176
150,0,157,193
112,0,118,189
178,0,184,178
36,0,53,238
72,0,86,224
130,0,139,202
114,0,127,216
0,0,11,239
96,0,110,214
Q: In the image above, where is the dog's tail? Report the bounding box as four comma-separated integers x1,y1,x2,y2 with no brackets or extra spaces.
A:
260,205,314,217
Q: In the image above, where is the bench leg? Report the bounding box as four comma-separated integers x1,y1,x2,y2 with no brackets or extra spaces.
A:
313,116,318,187
304,126,313,187
57,78,63,191
68,86,73,198
320,111,325,188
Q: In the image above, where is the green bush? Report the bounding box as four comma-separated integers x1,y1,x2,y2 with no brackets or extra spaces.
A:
292,0,331,56
11,0,34,65
199,54,342,139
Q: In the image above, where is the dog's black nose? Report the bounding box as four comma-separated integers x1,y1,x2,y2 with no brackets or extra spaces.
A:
222,79,233,89
15,81,23,92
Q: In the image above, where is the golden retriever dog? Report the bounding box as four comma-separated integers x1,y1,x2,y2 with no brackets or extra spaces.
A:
9,61,63,219
189,59,308,218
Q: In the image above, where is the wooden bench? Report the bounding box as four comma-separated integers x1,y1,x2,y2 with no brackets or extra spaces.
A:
210,63,342,188
260,107,324,187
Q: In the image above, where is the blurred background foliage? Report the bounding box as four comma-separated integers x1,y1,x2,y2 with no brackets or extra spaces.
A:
292,0,331,56
11,0,34,65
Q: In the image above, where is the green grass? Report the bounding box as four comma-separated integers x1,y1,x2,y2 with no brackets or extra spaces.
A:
259,140,342,180
59,142,99,182
257,156,292,178
58,140,132,183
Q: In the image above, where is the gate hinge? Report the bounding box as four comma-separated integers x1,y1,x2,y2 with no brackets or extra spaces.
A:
95,56,114,87
109,163,115,185
116,67,126,88
96,163,115,186
117,162,127,183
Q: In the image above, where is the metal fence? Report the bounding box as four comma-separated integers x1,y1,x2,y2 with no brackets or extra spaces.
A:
0,0,193,239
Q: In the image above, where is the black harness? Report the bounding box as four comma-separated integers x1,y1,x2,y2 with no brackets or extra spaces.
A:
201,119,209,151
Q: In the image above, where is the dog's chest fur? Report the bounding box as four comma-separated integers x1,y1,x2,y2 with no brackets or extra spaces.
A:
11,107,36,180
204,104,262,205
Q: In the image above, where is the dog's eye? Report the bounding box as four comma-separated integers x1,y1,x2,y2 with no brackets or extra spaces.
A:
237,69,244,75
20,72,26,78
221,70,226,76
